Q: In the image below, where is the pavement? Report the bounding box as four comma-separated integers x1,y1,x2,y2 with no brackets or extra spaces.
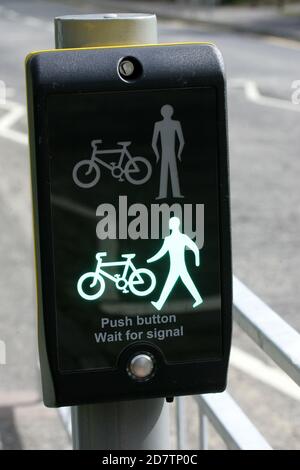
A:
0,0,299,450
70,0,300,42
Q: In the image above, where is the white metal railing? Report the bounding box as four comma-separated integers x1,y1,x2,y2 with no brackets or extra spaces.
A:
175,275,300,450
233,276,300,386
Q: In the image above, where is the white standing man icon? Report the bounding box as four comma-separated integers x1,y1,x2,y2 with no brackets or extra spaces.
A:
147,216,203,311
152,104,185,199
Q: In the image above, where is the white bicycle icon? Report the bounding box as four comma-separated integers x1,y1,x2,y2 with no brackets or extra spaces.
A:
77,252,156,301
72,139,152,188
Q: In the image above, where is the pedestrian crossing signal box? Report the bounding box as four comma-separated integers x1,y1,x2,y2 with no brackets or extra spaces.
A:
26,42,232,407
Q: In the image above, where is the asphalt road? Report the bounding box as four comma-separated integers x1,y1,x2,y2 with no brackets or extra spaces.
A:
0,0,299,450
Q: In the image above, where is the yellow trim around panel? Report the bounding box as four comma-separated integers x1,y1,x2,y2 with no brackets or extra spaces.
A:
25,41,214,65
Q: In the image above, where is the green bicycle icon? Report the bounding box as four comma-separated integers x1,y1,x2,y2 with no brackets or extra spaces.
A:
77,252,156,301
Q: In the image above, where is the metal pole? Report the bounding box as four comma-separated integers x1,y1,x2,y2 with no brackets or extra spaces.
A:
175,397,186,450
71,399,170,450
199,409,208,450
54,13,158,49
54,13,169,450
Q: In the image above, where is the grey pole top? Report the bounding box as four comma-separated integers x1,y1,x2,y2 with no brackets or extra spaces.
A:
55,13,158,49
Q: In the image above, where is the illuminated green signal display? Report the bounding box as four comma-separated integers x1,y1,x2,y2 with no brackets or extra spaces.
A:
77,215,201,310
48,87,222,371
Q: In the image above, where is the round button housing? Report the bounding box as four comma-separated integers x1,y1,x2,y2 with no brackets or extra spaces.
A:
128,353,154,380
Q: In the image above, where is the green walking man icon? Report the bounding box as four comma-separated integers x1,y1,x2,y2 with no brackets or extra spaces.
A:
147,216,203,311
